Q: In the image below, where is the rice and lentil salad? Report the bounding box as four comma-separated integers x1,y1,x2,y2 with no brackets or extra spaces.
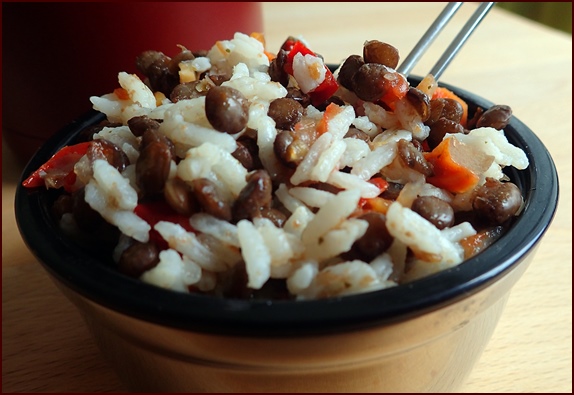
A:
23,32,529,300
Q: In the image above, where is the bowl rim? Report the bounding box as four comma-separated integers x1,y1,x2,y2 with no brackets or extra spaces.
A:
14,76,559,336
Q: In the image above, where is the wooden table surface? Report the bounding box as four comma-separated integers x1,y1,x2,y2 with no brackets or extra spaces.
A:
3,2,571,393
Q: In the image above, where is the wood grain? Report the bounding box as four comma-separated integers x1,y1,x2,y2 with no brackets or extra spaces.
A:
2,2,571,392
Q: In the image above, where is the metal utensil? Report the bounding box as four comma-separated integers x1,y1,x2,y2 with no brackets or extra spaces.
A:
397,2,496,81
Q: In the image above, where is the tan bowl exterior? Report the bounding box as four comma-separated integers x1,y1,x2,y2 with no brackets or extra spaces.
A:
54,249,534,393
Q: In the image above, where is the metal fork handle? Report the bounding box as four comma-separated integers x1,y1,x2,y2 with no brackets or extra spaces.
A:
429,2,496,80
396,2,463,76
396,2,496,81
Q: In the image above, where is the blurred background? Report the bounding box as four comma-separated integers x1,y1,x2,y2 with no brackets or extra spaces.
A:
497,2,572,34
2,2,570,169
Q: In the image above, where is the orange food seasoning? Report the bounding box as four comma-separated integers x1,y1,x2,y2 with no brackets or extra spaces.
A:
113,87,130,101
424,137,493,194
316,103,343,135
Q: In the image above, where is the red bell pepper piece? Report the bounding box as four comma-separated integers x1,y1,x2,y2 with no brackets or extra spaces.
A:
281,38,339,106
358,177,390,209
22,142,91,193
367,176,389,192
280,36,299,52
134,200,195,250
309,70,339,106
283,40,316,75
376,73,409,111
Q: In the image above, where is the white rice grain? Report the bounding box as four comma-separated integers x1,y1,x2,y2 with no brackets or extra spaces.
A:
288,187,335,209
387,238,408,282
249,100,283,179
161,111,237,153
309,139,346,182
177,142,248,198
292,53,326,94
327,171,381,198
90,94,124,123
352,115,381,138
166,97,210,127
283,206,315,238
290,132,333,185
304,218,368,263
83,159,150,242
324,105,356,140
118,72,156,107
189,213,240,247
84,181,150,242
195,269,217,292
370,252,395,281
196,233,243,268
449,127,529,180
351,143,397,180
275,183,305,213
301,189,361,247
295,260,390,300
339,138,371,169
371,128,412,146
237,220,271,289
223,63,287,102
286,261,319,295
441,222,476,243
140,249,202,292
254,218,304,279
394,99,430,140
154,221,228,272
386,202,463,265
207,32,269,76
92,125,140,164
396,181,454,208
363,101,401,130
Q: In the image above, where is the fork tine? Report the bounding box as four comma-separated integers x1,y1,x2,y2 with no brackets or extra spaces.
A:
396,2,463,76
428,2,496,81
397,2,496,81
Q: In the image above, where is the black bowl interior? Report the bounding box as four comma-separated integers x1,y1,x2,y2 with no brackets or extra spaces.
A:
14,76,559,337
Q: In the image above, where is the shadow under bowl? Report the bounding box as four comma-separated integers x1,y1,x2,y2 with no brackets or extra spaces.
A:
14,77,559,392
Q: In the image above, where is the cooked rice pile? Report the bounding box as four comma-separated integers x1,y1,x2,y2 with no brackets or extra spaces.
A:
70,32,528,300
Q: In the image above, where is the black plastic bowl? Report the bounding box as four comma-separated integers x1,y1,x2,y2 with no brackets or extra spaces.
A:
14,77,559,392
15,77,558,336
